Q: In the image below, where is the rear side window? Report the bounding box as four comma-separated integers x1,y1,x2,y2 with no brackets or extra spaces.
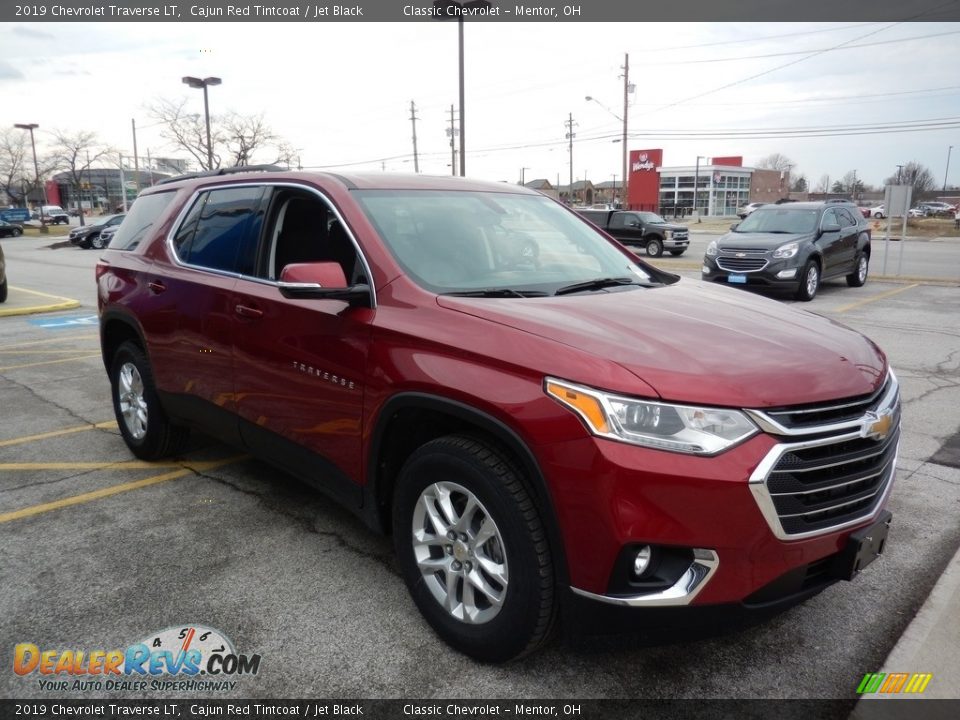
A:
108,192,176,251
172,186,265,274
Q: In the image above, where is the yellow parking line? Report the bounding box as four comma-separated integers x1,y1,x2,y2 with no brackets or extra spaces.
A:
834,284,919,313
0,459,242,471
0,457,246,524
0,354,102,372
0,421,117,448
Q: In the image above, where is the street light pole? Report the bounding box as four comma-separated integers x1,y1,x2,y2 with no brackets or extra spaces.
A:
520,167,529,186
182,76,222,169
694,155,705,222
14,122,48,233
621,53,630,210
944,145,953,193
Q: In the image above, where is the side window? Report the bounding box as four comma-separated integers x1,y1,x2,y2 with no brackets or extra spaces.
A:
262,190,364,285
608,213,626,229
108,192,176,251
173,186,265,274
821,208,839,229
838,208,857,227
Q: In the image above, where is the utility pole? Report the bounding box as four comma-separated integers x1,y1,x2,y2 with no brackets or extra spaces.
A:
118,153,128,212
896,165,904,185
944,146,953,193
131,118,140,192
520,167,529,186
446,105,458,177
621,53,630,209
565,113,576,204
409,100,420,173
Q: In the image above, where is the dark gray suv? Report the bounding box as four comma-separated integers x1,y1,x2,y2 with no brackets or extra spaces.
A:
701,200,871,301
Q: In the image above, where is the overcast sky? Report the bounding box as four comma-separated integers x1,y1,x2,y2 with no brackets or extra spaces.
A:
2,20,959,189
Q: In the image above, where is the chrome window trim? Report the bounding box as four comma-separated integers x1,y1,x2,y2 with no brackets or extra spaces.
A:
571,549,719,607
164,181,377,308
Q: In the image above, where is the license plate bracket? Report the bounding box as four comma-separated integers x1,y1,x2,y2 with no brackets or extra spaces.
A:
831,511,892,581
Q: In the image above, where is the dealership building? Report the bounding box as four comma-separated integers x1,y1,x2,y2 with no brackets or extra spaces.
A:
626,149,792,216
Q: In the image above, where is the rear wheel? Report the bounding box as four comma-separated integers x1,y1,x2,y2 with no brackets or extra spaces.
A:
847,253,869,287
0,277,7,303
795,260,820,301
90,233,105,250
645,237,664,258
110,341,189,459
12,227,22,237
392,435,556,662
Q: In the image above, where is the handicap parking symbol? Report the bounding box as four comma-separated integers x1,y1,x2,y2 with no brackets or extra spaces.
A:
28,314,99,329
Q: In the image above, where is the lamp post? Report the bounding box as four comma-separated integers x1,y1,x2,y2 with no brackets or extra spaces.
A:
14,122,48,233
944,145,953,194
694,155,706,222
520,167,529,186
181,76,222,169
433,1,491,177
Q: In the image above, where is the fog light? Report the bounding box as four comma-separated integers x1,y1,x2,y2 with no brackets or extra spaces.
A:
633,545,653,577
701,265,710,274
777,269,797,279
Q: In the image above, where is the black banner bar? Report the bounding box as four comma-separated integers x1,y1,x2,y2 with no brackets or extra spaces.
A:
4,0,960,23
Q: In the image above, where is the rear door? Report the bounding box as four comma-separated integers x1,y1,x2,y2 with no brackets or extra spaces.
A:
817,208,845,276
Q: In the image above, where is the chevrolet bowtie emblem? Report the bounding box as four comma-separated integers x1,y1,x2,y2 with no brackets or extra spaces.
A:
861,411,893,441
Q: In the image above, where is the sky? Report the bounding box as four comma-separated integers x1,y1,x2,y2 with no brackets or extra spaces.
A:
2,20,959,190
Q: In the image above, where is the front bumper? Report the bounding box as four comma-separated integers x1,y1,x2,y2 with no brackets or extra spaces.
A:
538,375,900,609
701,254,803,291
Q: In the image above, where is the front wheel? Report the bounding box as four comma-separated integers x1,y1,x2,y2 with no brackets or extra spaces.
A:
795,261,820,301
12,227,22,237
90,233,105,250
392,435,556,662
847,253,869,287
645,237,664,258
873,212,885,219
110,341,188,459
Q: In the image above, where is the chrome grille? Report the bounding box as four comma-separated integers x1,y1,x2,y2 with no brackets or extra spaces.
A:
748,371,900,540
716,256,768,272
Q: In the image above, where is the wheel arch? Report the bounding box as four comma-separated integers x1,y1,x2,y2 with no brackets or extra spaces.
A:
99,310,148,374
365,392,570,586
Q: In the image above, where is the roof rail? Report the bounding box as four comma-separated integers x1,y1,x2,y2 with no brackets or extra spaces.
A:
156,164,289,186
824,198,853,204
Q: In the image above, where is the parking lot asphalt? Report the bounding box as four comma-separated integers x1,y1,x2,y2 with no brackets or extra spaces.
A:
1,247,959,705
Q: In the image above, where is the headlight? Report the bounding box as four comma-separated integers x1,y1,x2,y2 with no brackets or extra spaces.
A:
773,242,799,259
545,378,757,455
706,240,718,257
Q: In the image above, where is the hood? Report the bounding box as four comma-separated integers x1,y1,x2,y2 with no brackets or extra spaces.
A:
652,222,688,232
436,280,886,408
717,231,809,250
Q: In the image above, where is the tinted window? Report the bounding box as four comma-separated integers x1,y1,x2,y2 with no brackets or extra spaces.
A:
822,209,840,228
836,208,857,227
108,192,176,251
174,186,265,273
736,208,819,234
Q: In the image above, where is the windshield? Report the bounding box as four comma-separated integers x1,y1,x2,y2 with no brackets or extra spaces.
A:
354,190,655,294
735,207,818,234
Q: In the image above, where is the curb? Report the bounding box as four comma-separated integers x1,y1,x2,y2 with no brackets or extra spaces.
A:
0,287,82,318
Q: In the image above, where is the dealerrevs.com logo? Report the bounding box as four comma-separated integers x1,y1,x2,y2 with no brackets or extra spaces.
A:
14,625,261,693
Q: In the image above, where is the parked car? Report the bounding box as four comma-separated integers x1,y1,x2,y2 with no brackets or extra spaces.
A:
69,214,125,249
98,224,119,247
97,169,900,661
908,207,928,218
0,219,24,238
0,241,6,303
918,201,956,217
576,209,689,256
702,200,871,301
737,202,766,219
867,205,886,219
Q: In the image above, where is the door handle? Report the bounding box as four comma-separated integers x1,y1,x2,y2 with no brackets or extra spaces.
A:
148,280,166,294
235,304,264,319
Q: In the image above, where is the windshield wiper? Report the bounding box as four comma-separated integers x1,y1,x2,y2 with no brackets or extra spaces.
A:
442,288,548,298
554,277,654,296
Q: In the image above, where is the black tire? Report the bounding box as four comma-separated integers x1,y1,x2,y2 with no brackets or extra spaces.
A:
669,249,686,256
392,435,556,662
645,237,664,258
110,341,189,460
12,227,22,237
795,260,820,301
90,233,105,250
847,252,869,287
872,212,885,219
0,277,7,303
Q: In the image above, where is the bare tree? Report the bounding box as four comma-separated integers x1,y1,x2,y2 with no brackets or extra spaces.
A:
0,128,58,208
755,153,795,172
814,174,831,193
148,99,294,171
48,130,114,225
884,161,936,200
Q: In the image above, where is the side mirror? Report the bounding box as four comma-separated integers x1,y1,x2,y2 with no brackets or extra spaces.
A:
820,223,841,234
278,262,371,306
730,223,740,231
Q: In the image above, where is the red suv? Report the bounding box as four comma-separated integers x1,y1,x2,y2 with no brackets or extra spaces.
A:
97,168,900,661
